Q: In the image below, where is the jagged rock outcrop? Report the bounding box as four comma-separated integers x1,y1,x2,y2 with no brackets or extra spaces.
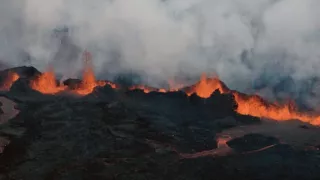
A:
0,66,41,79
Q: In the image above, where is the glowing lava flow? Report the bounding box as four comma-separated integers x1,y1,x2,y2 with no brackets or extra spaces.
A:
71,51,106,95
233,92,320,125
26,54,320,126
179,135,234,159
185,73,229,97
30,70,67,94
0,71,19,91
30,51,114,95
128,73,320,126
185,74,320,125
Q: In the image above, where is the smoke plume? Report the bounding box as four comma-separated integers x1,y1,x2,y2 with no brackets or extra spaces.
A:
1,0,320,108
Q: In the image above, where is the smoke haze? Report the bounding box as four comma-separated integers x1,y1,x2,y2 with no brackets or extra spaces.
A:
1,0,320,107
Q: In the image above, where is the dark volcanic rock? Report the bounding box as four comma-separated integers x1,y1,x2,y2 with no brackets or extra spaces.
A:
94,84,117,95
191,90,237,118
233,113,261,125
7,78,51,103
63,78,82,89
10,78,32,93
0,86,319,180
227,133,280,153
0,66,41,79
9,78,43,98
123,88,257,153
85,84,118,102
112,72,142,88
299,124,311,129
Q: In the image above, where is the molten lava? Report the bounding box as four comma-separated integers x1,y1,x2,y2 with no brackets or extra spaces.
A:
185,73,229,97
71,51,114,95
185,74,320,125
30,71,67,94
72,69,107,95
0,71,19,91
233,92,320,125
23,51,320,126
29,51,115,95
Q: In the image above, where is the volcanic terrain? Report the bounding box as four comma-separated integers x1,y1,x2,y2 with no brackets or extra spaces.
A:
0,54,320,180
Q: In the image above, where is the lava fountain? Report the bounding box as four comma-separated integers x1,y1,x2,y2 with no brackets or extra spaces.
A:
30,51,115,95
71,51,108,95
185,73,229,97
30,69,67,94
15,51,320,125
0,71,19,91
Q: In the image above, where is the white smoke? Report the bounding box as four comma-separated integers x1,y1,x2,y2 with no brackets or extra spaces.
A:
1,0,320,105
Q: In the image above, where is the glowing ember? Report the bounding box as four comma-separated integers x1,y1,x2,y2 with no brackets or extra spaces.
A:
30,71,66,94
158,88,166,93
0,71,19,91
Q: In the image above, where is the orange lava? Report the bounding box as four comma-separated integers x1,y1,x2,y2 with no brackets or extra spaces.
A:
25,54,320,126
185,74,320,125
185,73,229,98
0,71,19,91
30,51,114,96
30,70,66,94
233,92,320,125
71,51,111,95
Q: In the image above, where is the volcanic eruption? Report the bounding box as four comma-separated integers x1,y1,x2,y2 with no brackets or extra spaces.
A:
1,51,320,126
1,52,320,179
28,51,116,96
184,76,320,125
2,1,320,179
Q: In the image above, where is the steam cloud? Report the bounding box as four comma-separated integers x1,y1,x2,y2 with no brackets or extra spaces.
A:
1,0,320,108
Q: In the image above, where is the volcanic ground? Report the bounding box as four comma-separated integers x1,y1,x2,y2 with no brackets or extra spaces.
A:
0,64,320,180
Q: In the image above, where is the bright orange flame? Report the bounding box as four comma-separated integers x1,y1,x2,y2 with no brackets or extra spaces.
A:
0,71,19,91
233,92,320,125
29,51,114,95
158,88,166,93
185,74,320,125
30,71,66,94
71,51,109,95
185,73,229,97
130,74,228,95
26,58,320,126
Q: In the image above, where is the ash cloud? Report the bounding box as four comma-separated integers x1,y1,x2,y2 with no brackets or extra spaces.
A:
1,0,320,108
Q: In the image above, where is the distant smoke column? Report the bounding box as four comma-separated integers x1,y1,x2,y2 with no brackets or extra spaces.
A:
52,27,82,79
